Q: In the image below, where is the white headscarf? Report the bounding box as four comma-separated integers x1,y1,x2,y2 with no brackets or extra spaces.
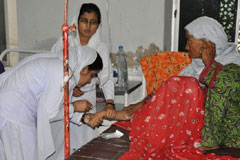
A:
51,5,110,92
0,46,97,88
51,6,101,53
179,16,240,79
57,46,97,87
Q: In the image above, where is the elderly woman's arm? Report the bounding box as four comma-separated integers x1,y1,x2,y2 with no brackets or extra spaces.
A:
83,94,154,128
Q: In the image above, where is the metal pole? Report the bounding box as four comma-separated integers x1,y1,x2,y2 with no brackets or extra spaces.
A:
62,0,70,158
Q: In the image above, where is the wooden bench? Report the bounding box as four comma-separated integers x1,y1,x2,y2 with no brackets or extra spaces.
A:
66,125,130,160
67,125,240,160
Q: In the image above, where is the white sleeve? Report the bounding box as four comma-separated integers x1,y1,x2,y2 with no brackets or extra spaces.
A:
101,60,115,100
69,112,84,125
97,43,115,101
39,60,75,122
49,103,75,122
69,89,96,125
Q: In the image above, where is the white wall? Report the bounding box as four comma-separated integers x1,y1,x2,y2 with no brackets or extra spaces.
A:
6,0,170,53
108,0,165,53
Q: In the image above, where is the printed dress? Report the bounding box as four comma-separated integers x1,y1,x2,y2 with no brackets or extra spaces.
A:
199,60,240,148
119,76,205,159
116,76,239,159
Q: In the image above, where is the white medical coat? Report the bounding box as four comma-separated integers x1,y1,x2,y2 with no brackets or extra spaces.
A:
0,46,98,160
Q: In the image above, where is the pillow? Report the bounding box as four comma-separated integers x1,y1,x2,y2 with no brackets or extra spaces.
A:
140,52,192,95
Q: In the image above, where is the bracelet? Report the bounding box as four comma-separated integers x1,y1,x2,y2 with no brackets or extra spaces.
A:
106,102,116,109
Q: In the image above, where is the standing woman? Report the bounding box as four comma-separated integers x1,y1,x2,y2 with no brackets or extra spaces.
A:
51,3,115,156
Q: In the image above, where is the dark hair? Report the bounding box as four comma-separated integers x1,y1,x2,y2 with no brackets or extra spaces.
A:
78,3,101,24
88,52,103,71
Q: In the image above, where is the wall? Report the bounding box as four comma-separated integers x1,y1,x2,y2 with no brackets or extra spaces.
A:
0,0,6,53
5,0,173,68
9,0,170,51
163,0,173,51
4,0,18,49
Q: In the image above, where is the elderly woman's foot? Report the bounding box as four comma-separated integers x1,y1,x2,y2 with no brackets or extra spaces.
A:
198,145,219,151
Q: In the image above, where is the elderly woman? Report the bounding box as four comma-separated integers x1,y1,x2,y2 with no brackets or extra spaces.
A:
182,16,240,151
179,16,240,79
85,16,240,160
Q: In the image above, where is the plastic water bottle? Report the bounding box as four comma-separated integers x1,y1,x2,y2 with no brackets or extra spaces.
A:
116,45,128,89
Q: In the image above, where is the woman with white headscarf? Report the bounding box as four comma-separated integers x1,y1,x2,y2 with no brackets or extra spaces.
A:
0,46,103,160
97,16,240,159
180,16,240,151
179,16,240,79
50,3,115,157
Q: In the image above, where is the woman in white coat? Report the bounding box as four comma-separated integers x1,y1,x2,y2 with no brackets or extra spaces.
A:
0,46,103,160
51,3,115,156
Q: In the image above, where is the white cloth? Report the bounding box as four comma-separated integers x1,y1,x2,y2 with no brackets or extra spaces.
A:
179,16,240,79
51,7,114,100
49,6,114,159
0,46,97,160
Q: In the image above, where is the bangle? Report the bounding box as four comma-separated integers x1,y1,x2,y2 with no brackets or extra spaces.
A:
106,102,116,109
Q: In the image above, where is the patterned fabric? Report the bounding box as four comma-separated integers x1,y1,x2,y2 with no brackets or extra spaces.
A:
116,76,239,159
199,60,240,148
120,76,206,159
140,52,191,95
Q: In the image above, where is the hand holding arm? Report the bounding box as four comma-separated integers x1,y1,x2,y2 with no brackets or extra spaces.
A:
83,111,106,128
104,99,117,119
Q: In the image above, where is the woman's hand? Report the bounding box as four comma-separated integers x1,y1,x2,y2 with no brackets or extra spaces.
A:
72,86,84,97
201,39,216,65
104,105,117,119
72,100,92,112
122,101,144,113
84,112,105,128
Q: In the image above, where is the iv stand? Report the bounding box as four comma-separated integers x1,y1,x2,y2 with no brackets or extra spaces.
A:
62,0,70,158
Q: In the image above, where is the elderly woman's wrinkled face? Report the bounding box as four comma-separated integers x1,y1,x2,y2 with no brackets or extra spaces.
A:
185,32,203,59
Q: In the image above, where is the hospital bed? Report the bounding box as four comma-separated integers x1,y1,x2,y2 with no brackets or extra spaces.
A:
0,48,49,69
